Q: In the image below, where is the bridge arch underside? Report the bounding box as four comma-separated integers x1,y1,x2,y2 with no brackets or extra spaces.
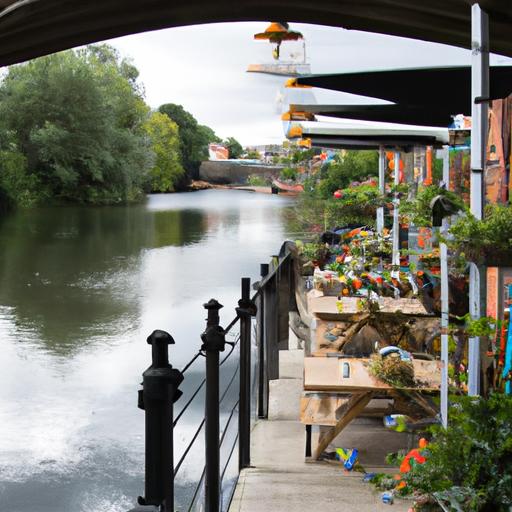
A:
0,0,511,67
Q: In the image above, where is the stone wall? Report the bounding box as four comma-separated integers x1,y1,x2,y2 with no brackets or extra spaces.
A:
199,161,283,184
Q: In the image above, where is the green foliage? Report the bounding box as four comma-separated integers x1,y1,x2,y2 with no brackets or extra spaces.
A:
288,187,380,233
158,103,219,177
402,394,512,511
280,167,297,181
0,149,42,207
454,313,496,338
299,242,327,262
223,136,243,159
0,44,152,205
399,185,466,227
433,157,444,183
247,174,268,186
316,150,378,199
143,112,184,192
445,203,512,264
245,150,261,160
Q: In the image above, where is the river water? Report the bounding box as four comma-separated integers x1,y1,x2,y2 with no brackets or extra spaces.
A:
0,190,294,512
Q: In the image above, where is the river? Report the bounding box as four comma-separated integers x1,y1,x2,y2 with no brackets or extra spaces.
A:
0,189,294,512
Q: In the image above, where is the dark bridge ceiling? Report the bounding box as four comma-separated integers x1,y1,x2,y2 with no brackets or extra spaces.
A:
0,1,511,67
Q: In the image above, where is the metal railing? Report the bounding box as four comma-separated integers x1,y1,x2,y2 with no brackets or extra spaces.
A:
127,242,296,512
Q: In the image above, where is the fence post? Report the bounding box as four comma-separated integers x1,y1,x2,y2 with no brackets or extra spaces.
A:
237,277,256,470
265,263,279,383
130,330,183,512
201,299,225,512
257,263,269,418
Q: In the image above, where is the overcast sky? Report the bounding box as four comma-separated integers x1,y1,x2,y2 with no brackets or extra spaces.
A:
110,22,511,146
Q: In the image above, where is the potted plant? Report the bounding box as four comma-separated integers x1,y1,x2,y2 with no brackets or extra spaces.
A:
444,204,512,267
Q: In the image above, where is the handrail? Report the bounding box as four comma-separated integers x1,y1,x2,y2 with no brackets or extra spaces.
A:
128,244,297,512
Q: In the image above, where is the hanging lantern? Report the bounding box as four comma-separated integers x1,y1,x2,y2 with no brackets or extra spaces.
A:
385,151,394,161
254,22,303,60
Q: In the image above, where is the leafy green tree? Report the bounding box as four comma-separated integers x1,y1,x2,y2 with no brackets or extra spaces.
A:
245,150,261,160
0,44,152,205
158,103,219,178
223,137,243,159
143,112,184,192
316,150,378,198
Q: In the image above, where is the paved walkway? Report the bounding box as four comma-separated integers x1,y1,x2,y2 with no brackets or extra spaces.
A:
229,419,410,512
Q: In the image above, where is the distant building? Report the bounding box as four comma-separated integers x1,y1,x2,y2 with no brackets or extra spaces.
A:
208,143,229,160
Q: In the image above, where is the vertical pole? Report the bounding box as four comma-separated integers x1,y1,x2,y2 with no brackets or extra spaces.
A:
266,272,279,381
305,425,312,458
440,147,450,428
202,299,224,512
377,145,385,234
135,330,183,512
392,150,401,286
238,277,252,470
468,3,489,396
258,264,269,418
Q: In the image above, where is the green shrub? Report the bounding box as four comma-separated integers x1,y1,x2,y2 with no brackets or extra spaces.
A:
399,185,466,227
247,174,268,186
445,203,512,264
403,393,512,511
280,167,298,181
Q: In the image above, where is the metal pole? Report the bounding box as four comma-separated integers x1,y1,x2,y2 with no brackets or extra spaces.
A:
377,145,385,234
201,299,225,512
258,264,269,418
468,3,489,396
392,150,401,288
440,147,450,428
238,277,253,470
132,330,183,512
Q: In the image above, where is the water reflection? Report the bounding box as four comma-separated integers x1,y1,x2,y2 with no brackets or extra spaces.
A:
0,190,293,512
0,202,208,354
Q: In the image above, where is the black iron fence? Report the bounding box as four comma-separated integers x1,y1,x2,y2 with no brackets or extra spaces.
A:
127,242,296,512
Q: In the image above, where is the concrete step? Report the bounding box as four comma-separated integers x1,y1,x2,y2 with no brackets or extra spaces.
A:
279,349,304,379
268,378,302,421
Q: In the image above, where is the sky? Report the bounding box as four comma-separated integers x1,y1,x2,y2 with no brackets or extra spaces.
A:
109,22,512,146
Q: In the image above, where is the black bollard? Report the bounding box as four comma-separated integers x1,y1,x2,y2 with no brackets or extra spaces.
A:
134,330,183,512
201,300,225,512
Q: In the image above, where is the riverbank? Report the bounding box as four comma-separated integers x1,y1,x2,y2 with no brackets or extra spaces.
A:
188,180,276,195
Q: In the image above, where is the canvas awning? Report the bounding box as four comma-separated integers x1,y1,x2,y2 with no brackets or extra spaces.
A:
0,1,511,67
294,66,512,125
294,121,449,149
289,104,454,128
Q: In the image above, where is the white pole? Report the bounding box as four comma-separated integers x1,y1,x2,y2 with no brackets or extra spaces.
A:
377,145,385,234
468,3,489,396
392,150,400,291
440,146,450,427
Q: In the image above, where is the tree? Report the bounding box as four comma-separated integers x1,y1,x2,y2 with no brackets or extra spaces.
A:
158,103,219,178
143,112,184,192
223,137,243,159
245,149,261,160
0,44,152,205
316,150,378,198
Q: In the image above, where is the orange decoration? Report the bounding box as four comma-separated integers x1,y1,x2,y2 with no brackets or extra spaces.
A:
389,159,404,172
385,151,394,161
